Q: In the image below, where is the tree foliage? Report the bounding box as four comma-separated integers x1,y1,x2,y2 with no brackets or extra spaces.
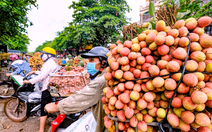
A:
69,0,130,47
42,0,130,52
0,0,37,51
35,41,52,52
51,23,77,51
3,33,30,52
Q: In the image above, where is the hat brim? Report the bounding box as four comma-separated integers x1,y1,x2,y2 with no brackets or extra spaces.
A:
81,53,99,58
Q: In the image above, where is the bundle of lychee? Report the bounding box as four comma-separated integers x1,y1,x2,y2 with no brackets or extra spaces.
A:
49,66,90,96
29,52,44,71
103,16,212,132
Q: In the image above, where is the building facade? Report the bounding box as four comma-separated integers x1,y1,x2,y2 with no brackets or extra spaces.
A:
139,0,160,24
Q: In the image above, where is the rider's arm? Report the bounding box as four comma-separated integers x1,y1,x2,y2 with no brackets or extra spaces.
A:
29,63,52,84
35,71,41,74
57,76,104,114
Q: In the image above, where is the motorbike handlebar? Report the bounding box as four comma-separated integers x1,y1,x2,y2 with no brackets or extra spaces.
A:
23,73,38,81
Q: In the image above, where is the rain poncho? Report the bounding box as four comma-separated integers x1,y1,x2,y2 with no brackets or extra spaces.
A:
11,60,31,76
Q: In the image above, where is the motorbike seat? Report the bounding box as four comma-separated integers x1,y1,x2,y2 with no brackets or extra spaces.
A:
18,92,32,101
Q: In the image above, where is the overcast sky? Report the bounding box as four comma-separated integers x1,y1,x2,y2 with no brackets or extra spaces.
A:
26,0,145,52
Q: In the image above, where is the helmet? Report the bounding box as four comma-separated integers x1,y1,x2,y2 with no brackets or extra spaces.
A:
82,46,109,79
81,46,109,60
41,47,56,56
10,54,19,61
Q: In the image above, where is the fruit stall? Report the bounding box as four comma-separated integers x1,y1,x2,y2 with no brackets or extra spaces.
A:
0,52,10,61
29,52,44,71
103,15,212,132
58,55,88,68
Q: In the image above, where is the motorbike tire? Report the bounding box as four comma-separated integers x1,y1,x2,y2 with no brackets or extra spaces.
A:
4,98,27,122
0,84,14,98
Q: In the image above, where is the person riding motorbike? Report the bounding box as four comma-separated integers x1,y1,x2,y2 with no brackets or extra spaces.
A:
5,54,31,89
45,46,109,132
23,47,58,132
22,52,27,61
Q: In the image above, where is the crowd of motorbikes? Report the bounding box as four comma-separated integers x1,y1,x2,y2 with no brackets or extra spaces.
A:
0,66,89,132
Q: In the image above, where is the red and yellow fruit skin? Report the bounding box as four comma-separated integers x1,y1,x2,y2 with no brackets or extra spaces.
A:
103,16,212,131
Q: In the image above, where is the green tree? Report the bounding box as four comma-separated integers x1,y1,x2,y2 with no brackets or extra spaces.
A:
3,33,30,52
51,23,77,51
69,0,130,47
35,40,52,52
37,0,130,52
0,0,37,50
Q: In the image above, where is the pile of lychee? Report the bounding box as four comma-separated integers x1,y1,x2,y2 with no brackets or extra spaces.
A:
103,16,212,132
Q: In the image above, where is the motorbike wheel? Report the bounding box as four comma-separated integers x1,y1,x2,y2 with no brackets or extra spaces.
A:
4,98,27,122
0,84,14,98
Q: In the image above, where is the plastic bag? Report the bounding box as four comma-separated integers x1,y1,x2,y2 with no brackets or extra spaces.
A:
34,81,42,92
28,91,41,103
64,111,97,132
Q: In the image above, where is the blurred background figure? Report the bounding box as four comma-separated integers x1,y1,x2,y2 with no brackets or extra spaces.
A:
22,52,27,61
61,58,66,66
6,54,31,89
25,52,34,62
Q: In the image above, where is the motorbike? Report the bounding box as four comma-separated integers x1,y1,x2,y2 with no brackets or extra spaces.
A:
47,83,90,132
4,74,44,121
4,74,86,130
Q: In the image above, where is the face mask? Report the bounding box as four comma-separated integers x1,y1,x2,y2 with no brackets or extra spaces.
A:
40,54,43,60
40,54,48,61
86,62,97,75
23,56,25,60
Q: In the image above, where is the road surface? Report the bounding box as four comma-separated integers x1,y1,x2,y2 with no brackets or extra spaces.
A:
0,98,52,132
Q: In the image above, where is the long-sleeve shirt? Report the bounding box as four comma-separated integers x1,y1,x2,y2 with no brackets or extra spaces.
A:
57,69,107,132
29,58,57,91
11,60,31,77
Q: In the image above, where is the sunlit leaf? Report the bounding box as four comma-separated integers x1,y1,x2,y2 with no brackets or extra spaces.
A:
149,2,155,18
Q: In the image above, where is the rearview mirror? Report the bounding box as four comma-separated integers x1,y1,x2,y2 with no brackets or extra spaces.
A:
48,83,60,94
